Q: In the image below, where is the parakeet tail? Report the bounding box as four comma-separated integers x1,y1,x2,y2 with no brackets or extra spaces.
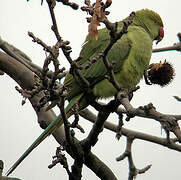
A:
6,113,62,176
6,93,84,176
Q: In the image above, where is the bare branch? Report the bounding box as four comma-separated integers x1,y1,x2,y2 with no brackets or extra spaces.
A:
0,52,118,180
48,146,70,176
80,108,181,152
82,110,110,149
56,0,79,10
116,136,151,180
152,44,181,53
173,96,181,102
115,98,181,142
100,12,135,90
153,32,181,53
0,36,42,77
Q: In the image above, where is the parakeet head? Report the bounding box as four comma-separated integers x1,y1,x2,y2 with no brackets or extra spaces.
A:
133,9,164,44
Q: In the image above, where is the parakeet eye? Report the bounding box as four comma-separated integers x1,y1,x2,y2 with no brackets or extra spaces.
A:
154,20,158,24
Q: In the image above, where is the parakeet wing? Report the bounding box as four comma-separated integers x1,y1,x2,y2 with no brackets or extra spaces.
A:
65,24,131,88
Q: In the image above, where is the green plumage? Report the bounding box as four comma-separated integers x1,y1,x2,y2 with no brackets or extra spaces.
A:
6,9,164,175
64,9,163,100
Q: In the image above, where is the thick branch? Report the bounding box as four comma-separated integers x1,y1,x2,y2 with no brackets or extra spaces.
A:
82,111,110,149
0,52,117,180
0,37,42,77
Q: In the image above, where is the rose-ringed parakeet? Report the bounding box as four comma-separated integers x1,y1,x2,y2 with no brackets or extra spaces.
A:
6,9,164,175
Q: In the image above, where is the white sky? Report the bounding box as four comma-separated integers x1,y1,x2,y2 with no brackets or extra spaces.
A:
0,0,181,179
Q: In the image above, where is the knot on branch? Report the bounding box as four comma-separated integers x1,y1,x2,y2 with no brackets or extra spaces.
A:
123,11,135,27
138,103,156,115
116,87,139,121
58,40,72,54
70,61,84,73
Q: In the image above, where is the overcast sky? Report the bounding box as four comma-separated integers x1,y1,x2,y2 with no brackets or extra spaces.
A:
0,0,181,179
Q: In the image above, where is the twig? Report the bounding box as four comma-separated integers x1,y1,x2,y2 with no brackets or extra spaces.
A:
173,96,181,102
81,98,121,151
28,32,52,52
56,0,79,10
28,31,62,83
58,97,71,143
116,113,124,140
152,44,181,53
48,146,71,176
47,0,62,41
114,98,181,141
101,12,135,91
28,31,68,110
116,136,151,180
69,60,90,88
47,0,90,89
153,32,181,53
57,98,84,180
0,51,119,180
69,103,85,133
116,103,181,122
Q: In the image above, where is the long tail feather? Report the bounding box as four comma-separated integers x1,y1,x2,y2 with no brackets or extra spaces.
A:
6,114,62,176
6,93,84,176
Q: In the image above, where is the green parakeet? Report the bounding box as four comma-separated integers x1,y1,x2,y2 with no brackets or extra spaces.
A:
6,9,164,175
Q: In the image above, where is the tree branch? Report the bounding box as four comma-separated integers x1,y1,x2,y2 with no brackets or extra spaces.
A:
80,108,181,152
116,136,151,180
153,32,181,53
152,44,181,53
0,51,118,180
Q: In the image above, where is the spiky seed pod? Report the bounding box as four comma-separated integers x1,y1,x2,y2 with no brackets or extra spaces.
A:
147,60,175,87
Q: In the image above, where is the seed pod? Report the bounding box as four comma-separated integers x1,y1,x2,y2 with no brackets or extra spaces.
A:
147,60,175,87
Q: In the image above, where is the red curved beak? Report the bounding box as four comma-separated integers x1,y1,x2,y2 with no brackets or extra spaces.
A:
156,27,164,44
